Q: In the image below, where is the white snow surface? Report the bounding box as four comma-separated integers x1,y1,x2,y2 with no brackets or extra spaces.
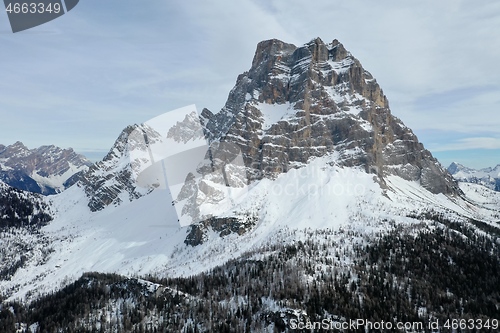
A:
1,155,499,303
256,102,297,130
31,162,88,193
327,57,355,75
0,161,13,171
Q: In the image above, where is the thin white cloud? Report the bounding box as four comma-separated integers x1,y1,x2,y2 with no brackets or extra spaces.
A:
403,87,500,134
431,137,500,152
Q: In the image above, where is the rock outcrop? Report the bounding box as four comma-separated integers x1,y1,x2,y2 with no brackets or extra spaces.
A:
184,215,257,246
77,124,162,212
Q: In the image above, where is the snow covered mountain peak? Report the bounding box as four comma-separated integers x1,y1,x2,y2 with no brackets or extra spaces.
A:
203,37,460,196
38,37,466,223
0,142,92,195
77,123,165,212
73,37,464,216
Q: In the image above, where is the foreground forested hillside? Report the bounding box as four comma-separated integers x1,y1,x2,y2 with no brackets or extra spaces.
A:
1,216,499,333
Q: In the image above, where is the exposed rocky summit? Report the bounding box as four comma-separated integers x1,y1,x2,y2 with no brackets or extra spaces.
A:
77,124,163,212
202,37,461,196
81,37,462,214
0,142,91,195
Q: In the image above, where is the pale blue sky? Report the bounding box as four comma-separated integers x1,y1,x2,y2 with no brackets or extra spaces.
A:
1,0,499,169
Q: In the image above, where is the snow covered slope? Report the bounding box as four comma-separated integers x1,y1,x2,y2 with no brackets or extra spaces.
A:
2,155,498,303
1,38,499,306
458,182,500,221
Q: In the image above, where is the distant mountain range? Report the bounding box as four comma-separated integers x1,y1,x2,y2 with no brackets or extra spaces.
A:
0,142,91,195
448,162,500,191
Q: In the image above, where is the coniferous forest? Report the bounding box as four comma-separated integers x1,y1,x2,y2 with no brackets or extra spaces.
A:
0,185,52,229
1,216,499,333
0,186,53,283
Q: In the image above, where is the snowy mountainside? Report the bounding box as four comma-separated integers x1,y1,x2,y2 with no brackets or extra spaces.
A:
4,223,499,332
0,142,91,195
1,155,498,303
458,182,500,221
448,162,500,191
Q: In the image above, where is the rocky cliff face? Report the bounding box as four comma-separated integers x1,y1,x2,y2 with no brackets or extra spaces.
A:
202,38,460,196
81,37,462,214
77,124,162,212
0,142,92,195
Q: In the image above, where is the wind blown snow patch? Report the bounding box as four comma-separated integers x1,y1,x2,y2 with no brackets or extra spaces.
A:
256,102,296,130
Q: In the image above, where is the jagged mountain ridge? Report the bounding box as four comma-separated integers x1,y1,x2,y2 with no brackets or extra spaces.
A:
76,124,162,211
0,142,92,195
448,162,500,191
78,37,461,214
201,38,460,197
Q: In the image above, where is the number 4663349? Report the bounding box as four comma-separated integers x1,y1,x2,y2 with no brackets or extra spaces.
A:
5,2,62,14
